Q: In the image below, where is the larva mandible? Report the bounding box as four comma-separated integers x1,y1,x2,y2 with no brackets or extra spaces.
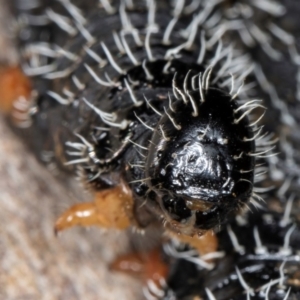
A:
2,0,300,299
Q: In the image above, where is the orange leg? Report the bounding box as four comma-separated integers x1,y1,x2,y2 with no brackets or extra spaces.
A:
54,184,134,233
111,248,169,295
110,232,218,297
54,182,218,255
0,66,32,126
169,230,218,256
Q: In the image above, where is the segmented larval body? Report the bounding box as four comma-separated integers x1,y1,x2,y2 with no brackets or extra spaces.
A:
13,0,266,233
10,0,300,299
156,1,300,299
162,209,300,300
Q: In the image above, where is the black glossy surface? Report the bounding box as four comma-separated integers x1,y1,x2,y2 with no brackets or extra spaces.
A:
146,88,255,230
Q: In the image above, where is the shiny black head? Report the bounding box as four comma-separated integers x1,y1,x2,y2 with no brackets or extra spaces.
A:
146,88,255,236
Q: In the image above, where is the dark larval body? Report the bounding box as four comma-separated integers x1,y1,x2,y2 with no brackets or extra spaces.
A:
8,0,300,299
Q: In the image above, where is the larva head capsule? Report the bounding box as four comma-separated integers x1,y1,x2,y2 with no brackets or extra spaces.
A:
146,88,256,236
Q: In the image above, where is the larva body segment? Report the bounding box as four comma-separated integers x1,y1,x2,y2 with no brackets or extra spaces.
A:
12,0,262,236
155,1,300,298
163,210,300,300
145,87,255,234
